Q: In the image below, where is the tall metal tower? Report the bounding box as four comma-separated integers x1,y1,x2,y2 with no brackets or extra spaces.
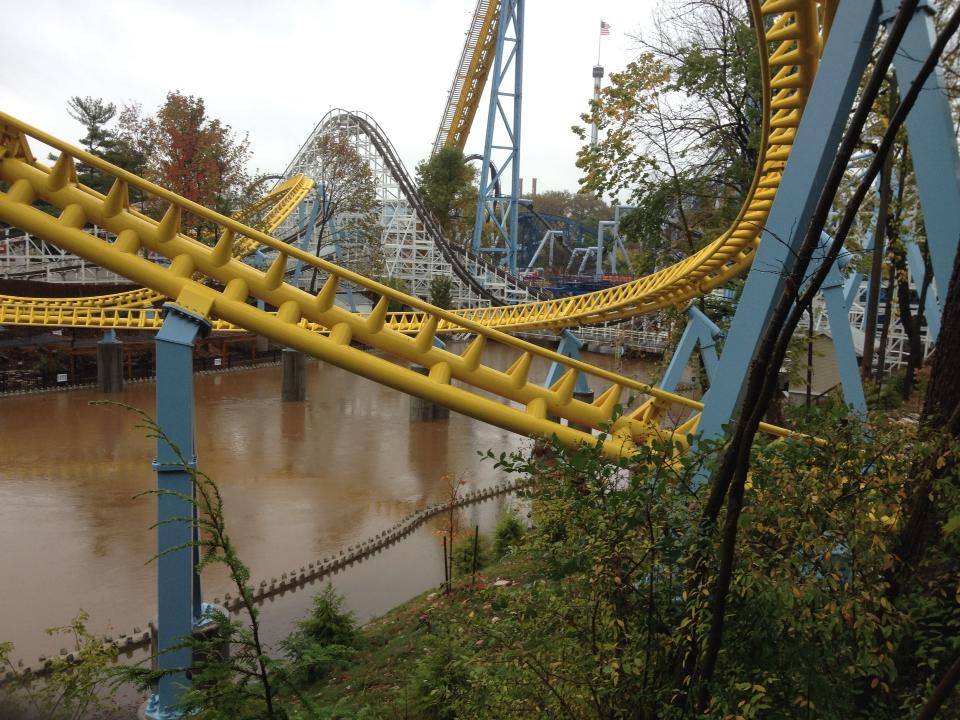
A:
471,0,525,274
591,65,604,147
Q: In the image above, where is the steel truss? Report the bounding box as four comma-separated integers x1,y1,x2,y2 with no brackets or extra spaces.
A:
471,0,524,272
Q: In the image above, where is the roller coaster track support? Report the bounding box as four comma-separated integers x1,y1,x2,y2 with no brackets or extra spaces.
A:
472,0,524,273
885,0,960,311
817,235,867,417
149,303,210,719
659,305,722,394
696,0,960,452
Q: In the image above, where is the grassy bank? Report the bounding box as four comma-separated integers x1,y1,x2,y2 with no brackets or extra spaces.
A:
293,553,539,718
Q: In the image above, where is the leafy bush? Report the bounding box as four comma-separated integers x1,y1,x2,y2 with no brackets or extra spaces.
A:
451,533,490,576
0,611,118,720
429,276,453,310
492,510,525,559
406,634,476,720
292,584,358,648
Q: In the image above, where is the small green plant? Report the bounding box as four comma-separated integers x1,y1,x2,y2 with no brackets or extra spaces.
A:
451,533,490,576
281,584,358,684
429,276,454,310
406,633,474,720
0,611,118,720
99,404,318,720
492,509,525,560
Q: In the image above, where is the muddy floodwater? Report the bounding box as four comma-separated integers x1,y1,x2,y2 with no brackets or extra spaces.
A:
0,341,661,663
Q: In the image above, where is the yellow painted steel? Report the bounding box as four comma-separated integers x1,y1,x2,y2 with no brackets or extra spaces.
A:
3,0,821,338
0,1,822,339
0,121,793,458
0,173,313,309
433,0,501,154
0,1,826,457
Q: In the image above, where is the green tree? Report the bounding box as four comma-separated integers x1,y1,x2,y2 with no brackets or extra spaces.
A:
281,584,358,685
416,147,477,240
66,96,118,194
306,131,380,292
429,275,453,310
524,189,610,231
574,0,762,269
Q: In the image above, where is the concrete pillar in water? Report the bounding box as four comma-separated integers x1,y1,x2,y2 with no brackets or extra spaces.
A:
569,390,595,434
97,330,123,393
281,348,306,402
409,365,449,421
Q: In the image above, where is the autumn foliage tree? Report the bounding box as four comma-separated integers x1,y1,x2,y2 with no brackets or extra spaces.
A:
115,92,254,238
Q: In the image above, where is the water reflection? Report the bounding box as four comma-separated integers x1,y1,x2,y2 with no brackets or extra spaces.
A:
0,341,658,663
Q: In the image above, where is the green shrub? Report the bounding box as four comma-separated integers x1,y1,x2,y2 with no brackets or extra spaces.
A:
429,276,454,310
406,635,474,720
294,583,358,647
493,510,525,559
282,583,358,684
451,533,490,576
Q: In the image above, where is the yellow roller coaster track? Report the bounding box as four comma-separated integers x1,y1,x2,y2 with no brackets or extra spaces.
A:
0,0,821,457
433,0,502,155
0,172,313,309
0,0,820,339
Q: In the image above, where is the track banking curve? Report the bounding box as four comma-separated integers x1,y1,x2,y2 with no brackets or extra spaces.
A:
0,0,822,456
1,0,820,336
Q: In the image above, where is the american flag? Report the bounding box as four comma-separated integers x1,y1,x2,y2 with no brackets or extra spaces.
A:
600,20,611,35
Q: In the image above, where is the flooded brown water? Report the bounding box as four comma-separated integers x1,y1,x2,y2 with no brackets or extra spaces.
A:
0,340,662,664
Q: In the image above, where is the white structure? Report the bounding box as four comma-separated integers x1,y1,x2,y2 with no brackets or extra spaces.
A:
279,109,541,308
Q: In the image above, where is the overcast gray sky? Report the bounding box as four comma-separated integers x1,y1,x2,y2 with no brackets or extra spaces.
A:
1,1,653,193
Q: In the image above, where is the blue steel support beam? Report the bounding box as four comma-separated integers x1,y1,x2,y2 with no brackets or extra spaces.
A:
883,0,960,313
905,240,941,341
545,329,591,394
815,235,868,417
147,303,210,720
695,0,879,448
658,305,722,393
472,0,525,273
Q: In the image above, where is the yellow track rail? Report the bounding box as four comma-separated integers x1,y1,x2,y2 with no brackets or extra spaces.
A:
433,0,501,154
0,1,821,338
0,113,792,461
0,173,313,309
0,1,823,458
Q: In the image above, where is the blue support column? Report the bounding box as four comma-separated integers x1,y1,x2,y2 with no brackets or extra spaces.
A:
883,0,960,312
545,329,591,393
658,305,722,393
146,304,210,720
905,240,941,341
471,0,525,273
818,242,868,417
696,0,879,447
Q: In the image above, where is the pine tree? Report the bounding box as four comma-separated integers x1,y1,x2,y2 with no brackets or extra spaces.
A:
66,96,118,195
